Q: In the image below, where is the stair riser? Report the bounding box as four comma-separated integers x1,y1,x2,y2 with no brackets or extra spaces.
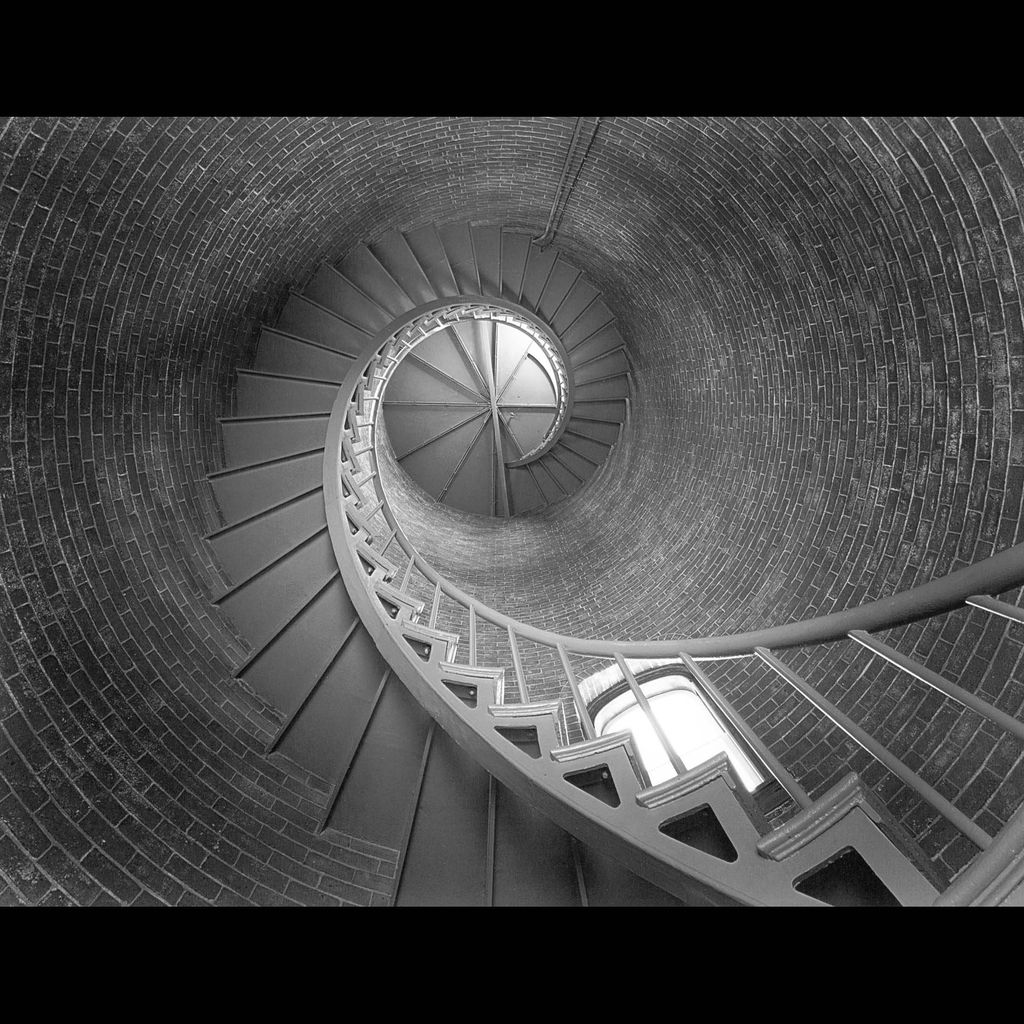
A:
278,625,392,789
551,281,601,335
209,488,326,583
304,266,393,334
561,303,616,351
574,377,630,402
402,225,461,299
394,728,492,907
470,225,502,297
492,783,581,906
567,324,625,365
436,223,481,295
277,295,370,356
217,532,337,649
369,233,435,306
499,233,531,304
324,674,433,847
236,375,339,417
221,416,330,467
339,247,415,317
573,351,629,386
240,577,357,712
209,450,324,524
255,332,353,382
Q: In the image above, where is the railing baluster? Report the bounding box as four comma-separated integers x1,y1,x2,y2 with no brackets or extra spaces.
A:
341,432,358,467
754,646,993,850
849,630,1024,744
507,626,529,703
677,651,812,810
400,552,415,593
965,594,1024,627
614,653,688,778
557,643,596,741
429,582,441,629
469,606,477,667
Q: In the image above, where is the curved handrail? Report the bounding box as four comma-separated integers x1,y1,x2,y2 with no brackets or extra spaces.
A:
377,494,1024,660
324,300,1024,907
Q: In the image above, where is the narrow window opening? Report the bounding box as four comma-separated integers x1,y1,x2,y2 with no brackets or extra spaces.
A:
592,671,765,792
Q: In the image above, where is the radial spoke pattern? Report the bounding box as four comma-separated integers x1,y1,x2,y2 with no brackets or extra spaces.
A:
336,227,631,516
307,223,632,517
383,317,569,517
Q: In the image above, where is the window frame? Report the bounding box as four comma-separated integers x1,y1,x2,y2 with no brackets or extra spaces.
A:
587,663,773,793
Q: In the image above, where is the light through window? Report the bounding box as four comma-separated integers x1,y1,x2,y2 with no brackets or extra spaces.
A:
593,674,764,791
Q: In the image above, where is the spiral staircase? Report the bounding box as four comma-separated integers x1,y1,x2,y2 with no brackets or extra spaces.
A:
205,221,1024,907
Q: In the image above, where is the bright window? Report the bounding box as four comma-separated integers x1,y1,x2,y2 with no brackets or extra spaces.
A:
593,674,764,791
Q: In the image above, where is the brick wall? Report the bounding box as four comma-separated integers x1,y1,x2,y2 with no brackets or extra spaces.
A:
2,116,1023,899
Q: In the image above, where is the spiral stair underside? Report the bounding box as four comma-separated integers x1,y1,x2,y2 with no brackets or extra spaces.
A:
206,223,677,905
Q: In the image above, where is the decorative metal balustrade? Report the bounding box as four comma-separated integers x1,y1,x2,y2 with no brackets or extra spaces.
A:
322,301,1024,907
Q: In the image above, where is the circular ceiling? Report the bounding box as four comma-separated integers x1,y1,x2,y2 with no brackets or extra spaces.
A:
382,314,571,516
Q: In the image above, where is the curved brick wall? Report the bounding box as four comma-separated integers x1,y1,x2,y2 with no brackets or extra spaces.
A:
1,116,1023,901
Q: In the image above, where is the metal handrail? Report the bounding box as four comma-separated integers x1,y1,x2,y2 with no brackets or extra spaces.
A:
376,489,1024,660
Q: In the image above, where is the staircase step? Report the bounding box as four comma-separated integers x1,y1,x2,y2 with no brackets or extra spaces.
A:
508,465,546,515
492,783,581,906
567,417,621,445
756,771,945,892
215,530,338,650
549,442,597,480
394,727,492,906
567,324,625,368
208,448,324,524
219,413,330,467
522,461,565,505
535,258,581,322
438,662,507,707
500,231,531,304
303,264,393,334
236,370,339,417
277,623,390,781
254,327,354,382
469,224,502,297
550,279,601,335
276,293,372,357
562,302,616,353
573,348,629,385
324,673,434,848
437,221,481,295
540,450,584,492
519,244,559,311
562,430,612,464
373,580,425,623
238,576,356,710
567,398,628,424
575,843,688,907
208,487,327,584
400,622,459,664
573,374,630,402
403,224,460,298
338,244,415,317
213,518,328,601
370,231,435,306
